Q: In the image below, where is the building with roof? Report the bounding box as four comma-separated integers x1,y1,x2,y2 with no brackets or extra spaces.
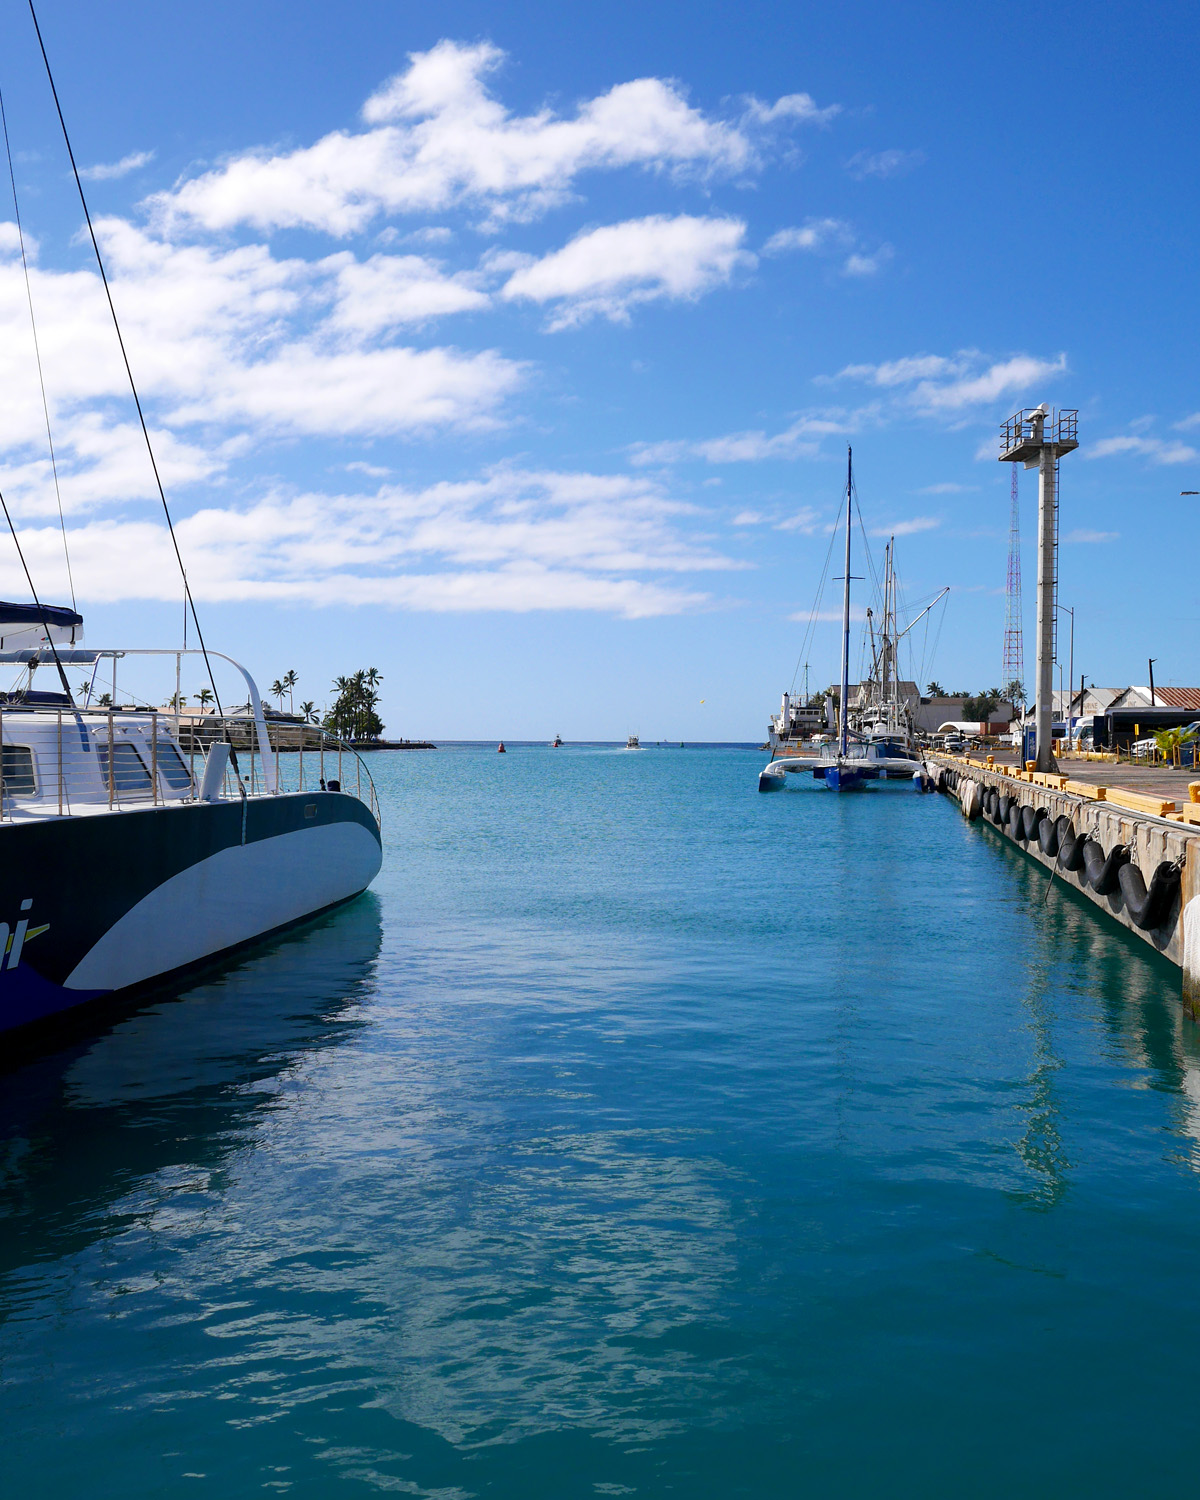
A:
1109,686,1200,713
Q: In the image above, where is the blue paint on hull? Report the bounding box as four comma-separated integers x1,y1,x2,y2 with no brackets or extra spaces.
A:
0,962,109,1031
823,764,871,792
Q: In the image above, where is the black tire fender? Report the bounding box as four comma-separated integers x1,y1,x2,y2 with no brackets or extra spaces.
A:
1082,838,1130,895
1037,815,1059,857
1117,859,1182,931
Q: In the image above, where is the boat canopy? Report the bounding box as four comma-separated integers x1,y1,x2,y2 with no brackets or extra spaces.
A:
0,600,84,652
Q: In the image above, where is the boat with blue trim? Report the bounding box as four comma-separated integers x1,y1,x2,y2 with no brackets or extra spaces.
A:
0,611,382,1046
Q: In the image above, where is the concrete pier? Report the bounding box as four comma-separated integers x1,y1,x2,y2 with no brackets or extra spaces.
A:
930,753,1200,1010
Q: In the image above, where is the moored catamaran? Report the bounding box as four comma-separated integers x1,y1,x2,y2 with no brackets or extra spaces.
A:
759,448,946,793
0,12,382,1043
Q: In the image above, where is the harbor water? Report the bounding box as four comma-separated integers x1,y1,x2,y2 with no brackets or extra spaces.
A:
3,745,1199,1496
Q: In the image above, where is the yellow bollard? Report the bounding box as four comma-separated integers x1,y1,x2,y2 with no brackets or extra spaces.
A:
1189,782,1200,805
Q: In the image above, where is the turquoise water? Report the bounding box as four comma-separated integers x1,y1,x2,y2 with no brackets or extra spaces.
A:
3,744,1199,1497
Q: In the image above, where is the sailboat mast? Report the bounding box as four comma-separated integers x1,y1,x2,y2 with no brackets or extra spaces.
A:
839,446,853,756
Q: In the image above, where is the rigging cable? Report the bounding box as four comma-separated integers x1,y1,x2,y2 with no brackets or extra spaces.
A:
26,0,228,721
788,499,843,699
0,86,75,612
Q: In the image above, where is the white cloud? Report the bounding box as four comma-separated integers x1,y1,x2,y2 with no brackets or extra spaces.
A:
743,93,840,127
842,246,892,277
868,516,939,537
0,221,524,479
776,507,823,533
0,466,741,618
629,412,853,466
149,41,820,237
763,218,851,255
1174,412,1200,431
1089,435,1198,465
789,606,867,622
501,214,751,328
328,253,489,333
830,349,1067,412
0,221,27,255
731,509,764,525
845,148,924,180
79,150,155,182
1063,529,1118,543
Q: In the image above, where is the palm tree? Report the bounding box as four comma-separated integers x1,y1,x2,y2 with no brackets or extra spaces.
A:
300,700,316,724
270,678,286,710
282,668,298,713
197,687,214,712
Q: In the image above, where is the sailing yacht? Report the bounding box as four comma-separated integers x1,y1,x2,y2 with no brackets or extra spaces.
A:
759,450,945,792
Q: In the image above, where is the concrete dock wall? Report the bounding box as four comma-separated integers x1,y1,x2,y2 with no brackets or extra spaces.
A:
929,754,1200,1009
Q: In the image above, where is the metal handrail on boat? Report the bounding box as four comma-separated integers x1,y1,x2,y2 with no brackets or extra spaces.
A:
0,707,380,827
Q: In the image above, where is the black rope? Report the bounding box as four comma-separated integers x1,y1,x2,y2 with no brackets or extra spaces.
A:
0,483,75,702
0,85,75,612
26,0,227,721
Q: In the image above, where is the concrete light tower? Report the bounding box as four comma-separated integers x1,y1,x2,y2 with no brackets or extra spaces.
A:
999,404,1078,772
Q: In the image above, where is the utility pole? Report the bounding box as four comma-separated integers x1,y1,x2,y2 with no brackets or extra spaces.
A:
1149,658,1157,707
1000,405,1079,771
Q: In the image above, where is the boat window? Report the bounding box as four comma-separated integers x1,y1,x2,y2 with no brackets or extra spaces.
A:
155,741,193,791
96,740,152,795
1,745,37,797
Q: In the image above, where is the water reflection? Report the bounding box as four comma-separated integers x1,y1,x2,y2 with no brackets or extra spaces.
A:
0,894,382,1276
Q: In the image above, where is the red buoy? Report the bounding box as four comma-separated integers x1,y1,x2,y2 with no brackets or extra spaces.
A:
498,741,506,753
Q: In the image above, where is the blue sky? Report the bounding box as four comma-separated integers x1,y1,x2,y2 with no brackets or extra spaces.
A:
0,0,1195,738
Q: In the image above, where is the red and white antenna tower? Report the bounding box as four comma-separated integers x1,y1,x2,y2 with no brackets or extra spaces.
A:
1002,465,1024,699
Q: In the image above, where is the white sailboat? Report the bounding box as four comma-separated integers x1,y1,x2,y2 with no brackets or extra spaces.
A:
759,449,945,792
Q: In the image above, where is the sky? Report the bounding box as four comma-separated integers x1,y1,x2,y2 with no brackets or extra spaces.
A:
0,0,1195,739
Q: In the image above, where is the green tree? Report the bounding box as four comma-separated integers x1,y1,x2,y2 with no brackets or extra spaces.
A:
926,681,946,697
1002,678,1025,709
1154,726,1197,765
324,669,384,741
962,691,1000,723
270,678,286,710
197,687,214,711
282,668,298,713
300,700,317,724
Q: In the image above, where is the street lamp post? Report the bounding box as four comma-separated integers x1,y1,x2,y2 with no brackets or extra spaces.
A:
1054,603,1074,731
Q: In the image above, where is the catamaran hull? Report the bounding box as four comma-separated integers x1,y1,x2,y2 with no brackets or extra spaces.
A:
0,791,382,1042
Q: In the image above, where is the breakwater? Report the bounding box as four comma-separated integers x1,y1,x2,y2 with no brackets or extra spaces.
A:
930,753,1200,1010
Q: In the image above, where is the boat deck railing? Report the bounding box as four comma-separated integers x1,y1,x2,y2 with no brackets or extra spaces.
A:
0,707,380,826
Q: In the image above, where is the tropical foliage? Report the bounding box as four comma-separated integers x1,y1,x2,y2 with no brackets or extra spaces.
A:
1154,726,1197,763
325,668,384,741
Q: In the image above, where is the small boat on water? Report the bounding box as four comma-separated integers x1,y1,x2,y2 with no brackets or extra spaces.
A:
498,742,506,753
626,735,640,749
551,733,562,747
